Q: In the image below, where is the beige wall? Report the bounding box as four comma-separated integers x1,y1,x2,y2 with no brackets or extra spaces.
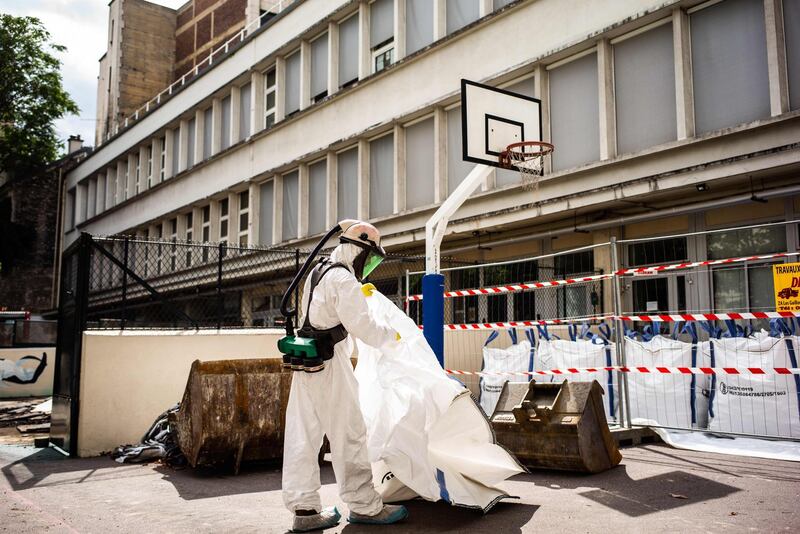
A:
77,329,283,457
0,347,54,398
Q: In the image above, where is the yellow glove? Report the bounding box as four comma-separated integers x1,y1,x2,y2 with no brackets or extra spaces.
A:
395,332,402,341
361,283,377,297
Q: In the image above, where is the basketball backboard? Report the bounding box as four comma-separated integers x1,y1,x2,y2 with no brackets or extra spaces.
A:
461,78,542,168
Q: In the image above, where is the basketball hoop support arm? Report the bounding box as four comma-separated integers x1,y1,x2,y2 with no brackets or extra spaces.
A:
422,163,493,366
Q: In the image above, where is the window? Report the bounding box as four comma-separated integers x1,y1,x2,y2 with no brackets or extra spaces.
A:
159,137,166,182
187,117,196,168
146,146,153,188
201,205,211,262
690,0,770,134
496,77,535,187
203,106,213,159
264,68,277,128
369,134,394,218
371,0,394,73
447,106,473,195
628,237,688,267
550,52,599,170
259,180,274,246
614,22,676,154
282,171,299,241
219,198,229,244
185,212,194,266
337,147,358,220
135,154,141,194
169,218,178,271
285,51,301,115
706,226,786,260
446,0,479,35
786,0,800,110
308,160,327,235
406,0,433,55
311,33,328,103
554,251,595,319
221,95,232,150
339,13,359,87
171,128,180,177
238,190,249,245
713,264,775,313
239,82,252,140
123,161,129,200
405,118,434,209
66,189,75,230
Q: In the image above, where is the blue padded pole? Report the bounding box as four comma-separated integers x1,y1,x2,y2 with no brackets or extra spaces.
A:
423,273,445,367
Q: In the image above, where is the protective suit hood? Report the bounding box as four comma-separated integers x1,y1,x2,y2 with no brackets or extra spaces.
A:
329,243,360,274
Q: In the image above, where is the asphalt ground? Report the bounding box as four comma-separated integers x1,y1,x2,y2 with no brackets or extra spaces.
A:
0,443,798,533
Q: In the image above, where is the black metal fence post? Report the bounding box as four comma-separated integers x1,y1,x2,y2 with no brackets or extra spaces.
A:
217,242,224,329
121,236,129,329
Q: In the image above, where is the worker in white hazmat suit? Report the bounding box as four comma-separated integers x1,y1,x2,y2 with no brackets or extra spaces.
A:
282,220,409,533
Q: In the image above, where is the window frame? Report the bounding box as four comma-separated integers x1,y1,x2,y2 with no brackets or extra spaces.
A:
264,66,277,128
238,190,250,245
372,39,395,74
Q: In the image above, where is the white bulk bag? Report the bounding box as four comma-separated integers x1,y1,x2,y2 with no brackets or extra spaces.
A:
479,330,533,417
354,291,524,511
624,335,698,429
535,336,618,419
708,331,800,438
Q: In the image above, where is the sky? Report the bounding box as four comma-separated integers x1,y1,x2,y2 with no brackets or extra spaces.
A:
3,0,187,151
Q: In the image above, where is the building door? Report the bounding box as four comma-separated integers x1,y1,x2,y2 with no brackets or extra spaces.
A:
629,275,686,315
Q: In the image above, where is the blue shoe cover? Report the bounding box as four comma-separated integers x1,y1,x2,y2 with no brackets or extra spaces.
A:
348,504,408,525
290,506,340,532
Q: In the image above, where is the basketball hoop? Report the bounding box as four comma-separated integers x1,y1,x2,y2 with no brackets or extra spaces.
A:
499,141,554,191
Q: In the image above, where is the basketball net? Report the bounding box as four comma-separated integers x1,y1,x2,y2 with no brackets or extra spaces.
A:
500,141,554,192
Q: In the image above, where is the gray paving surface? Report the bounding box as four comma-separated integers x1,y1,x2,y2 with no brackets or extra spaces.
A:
1,443,798,533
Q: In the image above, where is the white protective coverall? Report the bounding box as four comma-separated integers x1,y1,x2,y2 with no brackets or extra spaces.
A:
282,243,395,515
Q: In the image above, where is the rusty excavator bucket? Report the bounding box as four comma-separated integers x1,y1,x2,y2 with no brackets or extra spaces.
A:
170,358,292,474
491,380,622,474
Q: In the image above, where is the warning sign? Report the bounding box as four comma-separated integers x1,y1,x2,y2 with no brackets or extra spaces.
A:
773,262,800,311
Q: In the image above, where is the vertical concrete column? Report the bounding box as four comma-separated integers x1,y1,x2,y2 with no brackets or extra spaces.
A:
116,160,126,203
248,182,260,245
328,22,339,96
178,119,189,172
75,183,87,225
138,145,149,192
597,39,616,161
478,0,492,17
534,64,552,175
673,8,695,140
209,199,220,243
300,40,312,110
127,153,137,199
358,1,371,78
434,0,446,40
192,206,203,243
230,85,241,145
245,0,260,29
194,109,204,165
357,139,370,220
433,107,447,203
96,174,106,214
251,71,265,135
273,174,284,245
298,163,309,237
211,98,222,155
393,124,406,213
151,137,162,187
275,56,286,122
326,151,338,227
164,128,175,180
764,0,789,116
228,191,240,245
394,0,406,61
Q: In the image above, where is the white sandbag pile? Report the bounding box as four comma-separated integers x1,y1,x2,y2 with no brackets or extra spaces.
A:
355,291,524,512
479,330,533,417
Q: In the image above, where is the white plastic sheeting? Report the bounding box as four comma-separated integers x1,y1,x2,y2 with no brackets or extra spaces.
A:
650,425,800,463
355,291,524,511
479,330,533,417
708,332,800,438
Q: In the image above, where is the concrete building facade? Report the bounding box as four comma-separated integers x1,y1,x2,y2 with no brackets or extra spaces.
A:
72,0,800,325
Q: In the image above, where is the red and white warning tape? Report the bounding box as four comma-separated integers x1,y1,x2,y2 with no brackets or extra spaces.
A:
445,366,800,377
428,311,800,330
406,273,613,301
615,251,799,275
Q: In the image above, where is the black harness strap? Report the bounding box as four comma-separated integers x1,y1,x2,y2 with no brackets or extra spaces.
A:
298,261,349,359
